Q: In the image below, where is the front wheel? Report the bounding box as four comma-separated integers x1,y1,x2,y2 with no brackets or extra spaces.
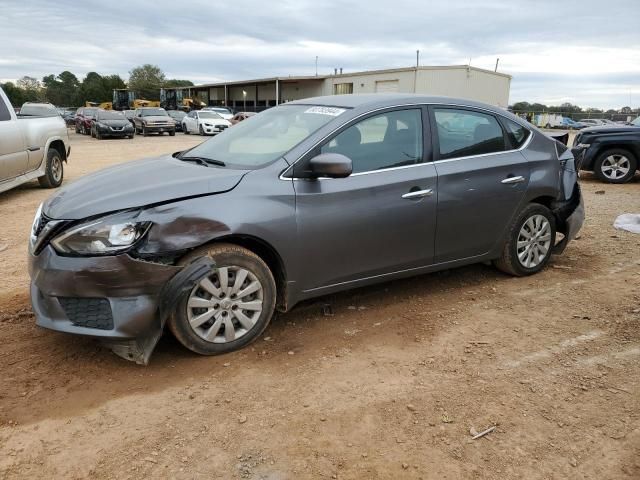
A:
169,130,175,137
593,149,637,184
199,125,205,135
168,244,277,355
38,148,64,188
183,123,189,134
494,203,556,276
142,126,148,137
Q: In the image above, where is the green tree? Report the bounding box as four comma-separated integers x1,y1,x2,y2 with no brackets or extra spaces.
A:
128,64,166,100
17,76,44,102
1,82,25,107
81,72,109,103
164,79,194,88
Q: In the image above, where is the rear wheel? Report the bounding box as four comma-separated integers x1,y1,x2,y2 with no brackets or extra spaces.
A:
593,149,637,184
494,203,556,276
168,244,277,355
38,148,64,188
169,130,175,136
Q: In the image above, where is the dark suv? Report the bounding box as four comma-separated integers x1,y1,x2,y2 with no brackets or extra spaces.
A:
574,116,640,183
75,107,99,135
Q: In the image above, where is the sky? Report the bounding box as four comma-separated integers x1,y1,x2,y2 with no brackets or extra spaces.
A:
1,0,638,109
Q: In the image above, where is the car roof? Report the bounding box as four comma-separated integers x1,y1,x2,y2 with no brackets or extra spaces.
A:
287,94,508,115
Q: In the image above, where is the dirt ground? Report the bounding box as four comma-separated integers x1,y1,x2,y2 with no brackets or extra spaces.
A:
0,131,638,479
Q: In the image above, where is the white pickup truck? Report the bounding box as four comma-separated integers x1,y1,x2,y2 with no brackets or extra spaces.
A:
0,87,70,194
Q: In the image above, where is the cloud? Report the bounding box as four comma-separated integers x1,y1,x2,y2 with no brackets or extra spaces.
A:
1,0,638,108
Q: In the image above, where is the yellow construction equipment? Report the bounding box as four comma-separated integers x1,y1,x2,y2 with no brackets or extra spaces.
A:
85,101,113,110
132,99,161,109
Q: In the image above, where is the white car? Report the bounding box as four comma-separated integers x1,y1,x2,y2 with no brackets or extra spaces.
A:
200,107,234,120
182,111,232,135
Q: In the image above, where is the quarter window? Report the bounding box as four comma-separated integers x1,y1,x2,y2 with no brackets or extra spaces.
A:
0,97,11,121
434,108,506,159
321,109,423,174
503,118,530,148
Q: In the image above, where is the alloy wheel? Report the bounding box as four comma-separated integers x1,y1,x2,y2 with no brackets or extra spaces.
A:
517,214,551,268
51,155,62,182
187,265,264,343
601,154,631,181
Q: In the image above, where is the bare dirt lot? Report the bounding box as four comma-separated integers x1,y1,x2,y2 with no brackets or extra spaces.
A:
1,131,639,479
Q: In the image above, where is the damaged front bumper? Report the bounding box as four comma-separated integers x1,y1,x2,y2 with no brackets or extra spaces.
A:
29,246,183,364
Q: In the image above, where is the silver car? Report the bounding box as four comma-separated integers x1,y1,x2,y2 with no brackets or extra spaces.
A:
29,94,584,363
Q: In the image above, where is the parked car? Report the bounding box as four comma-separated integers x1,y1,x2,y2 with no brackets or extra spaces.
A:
201,106,234,120
230,111,256,125
28,94,584,363
561,117,587,129
0,87,70,193
75,107,99,135
19,102,59,117
132,107,175,136
573,116,640,183
58,108,77,127
167,110,187,131
182,110,231,135
579,119,607,128
90,110,135,139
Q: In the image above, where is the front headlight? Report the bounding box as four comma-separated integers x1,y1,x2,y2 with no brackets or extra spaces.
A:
51,210,151,255
204,123,212,127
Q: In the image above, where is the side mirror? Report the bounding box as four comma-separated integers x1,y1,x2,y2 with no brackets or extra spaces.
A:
308,153,353,178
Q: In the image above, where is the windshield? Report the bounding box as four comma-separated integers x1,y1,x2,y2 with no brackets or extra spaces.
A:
198,112,223,119
168,111,186,119
97,111,126,120
184,104,347,169
20,104,58,117
141,108,168,116
631,117,640,126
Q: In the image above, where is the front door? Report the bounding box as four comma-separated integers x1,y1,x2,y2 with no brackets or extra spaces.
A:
430,106,530,263
293,107,438,292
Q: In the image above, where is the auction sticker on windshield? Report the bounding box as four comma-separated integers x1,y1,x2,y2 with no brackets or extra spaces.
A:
304,106,346,116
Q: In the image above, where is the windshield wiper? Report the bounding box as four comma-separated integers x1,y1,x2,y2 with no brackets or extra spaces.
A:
178,156,226,167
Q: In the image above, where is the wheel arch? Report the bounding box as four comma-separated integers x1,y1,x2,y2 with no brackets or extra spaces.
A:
180,234,289,312
45,138,68,162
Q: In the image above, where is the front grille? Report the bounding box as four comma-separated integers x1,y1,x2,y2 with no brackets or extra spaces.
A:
31,214,68,255
58,297,114,330
34,213,50,237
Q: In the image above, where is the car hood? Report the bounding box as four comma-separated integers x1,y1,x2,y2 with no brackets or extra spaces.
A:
97,119,130,127
140,115,173,122
200,118,230,125
43,155,248,220
581,125,640,135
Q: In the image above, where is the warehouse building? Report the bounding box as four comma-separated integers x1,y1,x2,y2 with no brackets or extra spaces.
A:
183,65,511,111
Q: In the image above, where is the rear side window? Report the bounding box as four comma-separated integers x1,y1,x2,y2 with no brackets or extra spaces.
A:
503,118,530,148
321,109,423,174
434,108,505,159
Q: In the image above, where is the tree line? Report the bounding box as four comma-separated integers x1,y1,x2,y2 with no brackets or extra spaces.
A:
510,101,637,117
1,64,193,108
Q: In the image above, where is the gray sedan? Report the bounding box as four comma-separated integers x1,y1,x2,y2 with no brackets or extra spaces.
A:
28,94,584,363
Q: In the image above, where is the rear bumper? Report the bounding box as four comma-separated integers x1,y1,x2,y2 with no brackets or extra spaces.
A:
29,246,181,339
553,184,585,254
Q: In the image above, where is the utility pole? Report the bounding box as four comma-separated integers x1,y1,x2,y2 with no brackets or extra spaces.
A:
315,56,318,76
416,50,420,67
495,58,500,72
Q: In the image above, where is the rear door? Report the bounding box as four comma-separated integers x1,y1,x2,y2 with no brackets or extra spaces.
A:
0,100,28,181
293,107,438,292
429,106,530,263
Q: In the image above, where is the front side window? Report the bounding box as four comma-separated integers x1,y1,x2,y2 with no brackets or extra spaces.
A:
434,108,505,159
320,109,423,174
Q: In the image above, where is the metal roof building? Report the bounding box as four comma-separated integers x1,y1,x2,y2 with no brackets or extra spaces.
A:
181,65,511,111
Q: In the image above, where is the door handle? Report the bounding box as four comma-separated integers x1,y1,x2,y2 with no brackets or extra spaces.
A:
501,175,525,184
402,188,433,200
